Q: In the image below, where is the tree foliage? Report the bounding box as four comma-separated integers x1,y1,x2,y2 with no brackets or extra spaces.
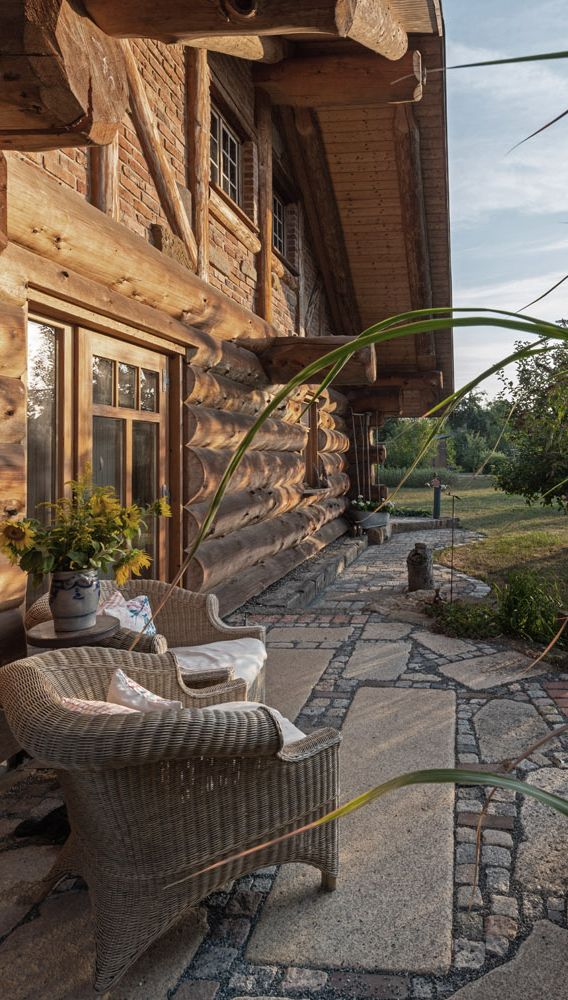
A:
495,339,568,509
381,417,439,468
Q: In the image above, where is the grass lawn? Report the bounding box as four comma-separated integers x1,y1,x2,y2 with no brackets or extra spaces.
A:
393,475,568,602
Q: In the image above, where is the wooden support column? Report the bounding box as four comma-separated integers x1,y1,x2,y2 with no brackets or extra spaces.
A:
279,107,361,338
0,154,6,255
256,90,273,323
393,104,437,371
88,135,120,220
186,48,211,281
0,254,27,663
122,41,198,271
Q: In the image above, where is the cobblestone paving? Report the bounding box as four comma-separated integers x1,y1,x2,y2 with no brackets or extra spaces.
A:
1,528,567,999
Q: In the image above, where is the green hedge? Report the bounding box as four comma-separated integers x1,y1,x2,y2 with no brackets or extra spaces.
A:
378,467,459,489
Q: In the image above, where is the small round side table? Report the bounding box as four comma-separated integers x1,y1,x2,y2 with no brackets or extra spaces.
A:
25,614,120,649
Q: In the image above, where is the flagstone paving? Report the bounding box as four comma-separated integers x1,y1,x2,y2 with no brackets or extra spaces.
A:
1,527,568,998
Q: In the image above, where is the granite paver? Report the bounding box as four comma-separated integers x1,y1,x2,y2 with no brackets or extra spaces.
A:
1,526,567,999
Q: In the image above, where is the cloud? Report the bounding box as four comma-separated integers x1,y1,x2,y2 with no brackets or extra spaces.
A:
455,272,568,315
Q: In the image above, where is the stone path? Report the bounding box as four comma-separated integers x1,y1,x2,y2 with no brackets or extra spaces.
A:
1,527,568,998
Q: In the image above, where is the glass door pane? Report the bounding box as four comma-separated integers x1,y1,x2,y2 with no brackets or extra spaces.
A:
93,416,125,502
133,421,158,570
27,321,58,522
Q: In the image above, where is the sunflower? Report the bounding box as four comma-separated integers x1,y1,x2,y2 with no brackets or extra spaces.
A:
128,551,152,577
89,494,121,518
122,505,142,531
0,519,35,555
153,498,172,518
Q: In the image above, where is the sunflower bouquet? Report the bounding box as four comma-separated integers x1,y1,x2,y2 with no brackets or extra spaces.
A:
0,471,171,586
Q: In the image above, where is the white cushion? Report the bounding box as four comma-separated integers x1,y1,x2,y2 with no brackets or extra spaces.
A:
172,638,266,688
107,668,182,713
99,592,157,635
206,701,305,747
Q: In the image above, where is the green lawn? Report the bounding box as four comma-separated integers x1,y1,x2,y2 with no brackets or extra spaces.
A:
393,475,568,602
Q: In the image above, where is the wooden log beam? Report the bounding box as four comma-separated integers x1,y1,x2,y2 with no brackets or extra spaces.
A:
213,515,349,614
122,41,198,272
241,335,376,385
5,155,273,343
186,48,210,281
256,89,273,323
186,36,288,63
279,107,361,338
186,497,347,591
83,1,407,60
348,387,403,415
185,447,305,504
88,135,119,220
186,474,350,542
185,404,307,452
0,0,128,151
254,49,423,108
317,427,350,453
393,104,436,371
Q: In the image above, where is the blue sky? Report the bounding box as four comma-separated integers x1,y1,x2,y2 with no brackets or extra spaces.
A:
443,0,568,394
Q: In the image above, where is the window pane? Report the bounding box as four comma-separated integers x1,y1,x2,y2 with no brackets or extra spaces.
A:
118,363,137,409
93,356,114,406
273,194,285,255
93,416,124,502
140,369,159,412
220,121,240,203
133,421,159,574
27,321,58,522
210,111,219,184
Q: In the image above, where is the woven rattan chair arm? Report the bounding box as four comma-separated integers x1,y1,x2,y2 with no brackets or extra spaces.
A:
121,580,266,646
180,678,247,706
0,656,282,767
278,726,342,761
24,594,51,630
95,627,168,654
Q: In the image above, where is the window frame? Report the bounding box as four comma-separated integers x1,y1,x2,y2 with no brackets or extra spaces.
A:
272,190,286,257
210,106,243,207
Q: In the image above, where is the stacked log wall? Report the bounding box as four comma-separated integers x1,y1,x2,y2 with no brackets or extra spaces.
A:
183,356,351,607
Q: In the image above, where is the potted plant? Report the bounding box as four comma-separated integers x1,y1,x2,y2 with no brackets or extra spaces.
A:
0,472,170,633
348,495,393,528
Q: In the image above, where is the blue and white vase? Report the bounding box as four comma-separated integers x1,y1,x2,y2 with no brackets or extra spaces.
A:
49,570,100,632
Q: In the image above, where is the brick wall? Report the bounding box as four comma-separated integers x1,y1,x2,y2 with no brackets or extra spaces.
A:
19,42,332,337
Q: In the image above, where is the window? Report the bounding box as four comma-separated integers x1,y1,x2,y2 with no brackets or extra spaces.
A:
210,107,242,205
272,192,286,256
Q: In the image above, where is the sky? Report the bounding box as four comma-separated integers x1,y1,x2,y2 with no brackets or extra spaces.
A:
443,0,568,395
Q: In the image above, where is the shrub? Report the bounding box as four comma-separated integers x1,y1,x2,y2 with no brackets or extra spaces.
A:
379,467,459,489
430,569,566,650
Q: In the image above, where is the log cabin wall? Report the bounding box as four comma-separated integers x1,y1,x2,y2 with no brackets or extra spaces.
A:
0,39,351,657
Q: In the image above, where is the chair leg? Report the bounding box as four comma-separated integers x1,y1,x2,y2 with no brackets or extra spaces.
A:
321,871,337,892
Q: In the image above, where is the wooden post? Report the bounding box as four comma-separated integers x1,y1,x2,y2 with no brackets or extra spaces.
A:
122,41,198,271
0,154,6,255
186,48,210,282
393,104,436,371
256,89,273,323
88,135,120,220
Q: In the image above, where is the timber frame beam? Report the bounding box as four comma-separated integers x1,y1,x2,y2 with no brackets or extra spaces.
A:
279,107,361,338
393,103,437,371
254,49,424,107
82,1,408,59
240,335,376,386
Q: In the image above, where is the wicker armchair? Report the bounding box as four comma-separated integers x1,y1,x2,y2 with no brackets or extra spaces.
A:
26,579,266,700
0,647,340,994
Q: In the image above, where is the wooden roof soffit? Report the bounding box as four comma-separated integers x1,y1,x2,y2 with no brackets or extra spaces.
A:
254,49,424,107
393,103,437,370
279,106,361,338
0,0,128,151
82,1,408,60
239,336,377,386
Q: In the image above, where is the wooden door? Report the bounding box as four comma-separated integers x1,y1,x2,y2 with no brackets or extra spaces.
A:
77,331,169,579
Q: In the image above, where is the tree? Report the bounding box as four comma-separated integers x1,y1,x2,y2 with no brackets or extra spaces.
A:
495,339,568,509
381,417,439,468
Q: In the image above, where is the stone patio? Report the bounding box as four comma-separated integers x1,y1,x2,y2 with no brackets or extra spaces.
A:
1,527,568,998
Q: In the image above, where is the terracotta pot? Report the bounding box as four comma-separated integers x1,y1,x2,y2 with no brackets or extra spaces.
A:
49,569,100,632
